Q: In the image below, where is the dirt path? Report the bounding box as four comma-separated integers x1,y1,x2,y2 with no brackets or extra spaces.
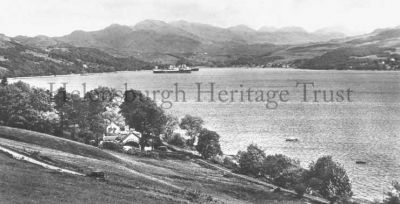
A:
0,145,85,176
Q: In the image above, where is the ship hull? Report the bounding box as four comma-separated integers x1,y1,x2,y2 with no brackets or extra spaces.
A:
153,70,191,73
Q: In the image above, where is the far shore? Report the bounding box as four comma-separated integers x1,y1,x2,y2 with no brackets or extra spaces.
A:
8,67,400,80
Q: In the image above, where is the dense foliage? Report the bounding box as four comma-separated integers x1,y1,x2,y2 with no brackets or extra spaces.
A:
238,144,266,176
196,128,222,159
179,114,204,147
262,154,299,178
166,133,186,147
53,87,117,143
120,90,168,150
0,81,54,133
236,144,353,202
305,156,353,202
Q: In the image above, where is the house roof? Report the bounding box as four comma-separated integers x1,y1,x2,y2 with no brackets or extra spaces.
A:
103,136,120,141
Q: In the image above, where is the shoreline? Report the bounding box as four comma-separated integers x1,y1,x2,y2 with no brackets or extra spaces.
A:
8,67,400,80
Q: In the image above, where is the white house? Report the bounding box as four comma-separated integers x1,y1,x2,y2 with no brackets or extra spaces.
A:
106,122,121,134
102,122,141,148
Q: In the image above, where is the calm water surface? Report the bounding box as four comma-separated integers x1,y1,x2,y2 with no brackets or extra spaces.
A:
11,68,400,201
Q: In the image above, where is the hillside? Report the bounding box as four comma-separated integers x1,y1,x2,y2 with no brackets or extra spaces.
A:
2,22,400,72
10,20,345,66
232,27,400,70
0,126,325,203
294,27,400,70
0,34,151,77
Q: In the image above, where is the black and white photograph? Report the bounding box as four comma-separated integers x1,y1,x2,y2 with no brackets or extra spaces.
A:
0,0,399,203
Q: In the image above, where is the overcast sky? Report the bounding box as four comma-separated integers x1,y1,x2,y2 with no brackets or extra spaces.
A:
1,0,400,37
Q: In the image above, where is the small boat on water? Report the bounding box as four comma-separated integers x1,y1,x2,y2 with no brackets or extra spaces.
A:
153,64,192,74
191,67,199,71
355,161,367,164
285,137,299,142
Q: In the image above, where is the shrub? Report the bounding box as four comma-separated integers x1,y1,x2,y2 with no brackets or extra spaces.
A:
101,141,123,152
308,177,323,191
238,144,266,176
167,133,186,147
274,168,306,188
126,149,160,159
30,150,41,159
179,115,204,147
262,154,299,179
223,156,239,170
210,155,224,165
126,148,141,154
183,189,215,203
294,183,306,198
77,130,96,144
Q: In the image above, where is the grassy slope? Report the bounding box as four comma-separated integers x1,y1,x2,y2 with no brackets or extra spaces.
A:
0,153,182,204
0,126,318,204
0,126,119,162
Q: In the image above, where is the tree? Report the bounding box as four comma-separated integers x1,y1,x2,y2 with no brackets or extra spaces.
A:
196,128,222,159
384,181,400,204
102,106,126,128
1,76,7,86
0,81,53,133
273,168,307,188
306,156,353,202
54,86,112,142
179,114,204,146
238,144,266,176
120,89,167,150
54,87,76,138
166,133,186,147
164,114,179,140
262,154,299,179
84,87,117,140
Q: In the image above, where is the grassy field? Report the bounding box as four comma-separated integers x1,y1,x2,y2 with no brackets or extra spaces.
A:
0,126,319,204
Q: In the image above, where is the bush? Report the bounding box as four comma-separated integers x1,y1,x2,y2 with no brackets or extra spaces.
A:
167,133,186,147
183,189,215,203
238,144,266,176
101,141,123,152
179,115,204,147
274,168,306,188
262,154,299,179
308,177,323,191
77,130,96,144
223,156,239,170
210,155,224,165
126,149,160,159
294,183,306,198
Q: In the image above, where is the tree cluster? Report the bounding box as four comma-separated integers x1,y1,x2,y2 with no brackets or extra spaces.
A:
237,144,353,202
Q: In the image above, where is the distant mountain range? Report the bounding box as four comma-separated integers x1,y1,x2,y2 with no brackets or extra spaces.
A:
12,20,346,61
1,20,400,77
